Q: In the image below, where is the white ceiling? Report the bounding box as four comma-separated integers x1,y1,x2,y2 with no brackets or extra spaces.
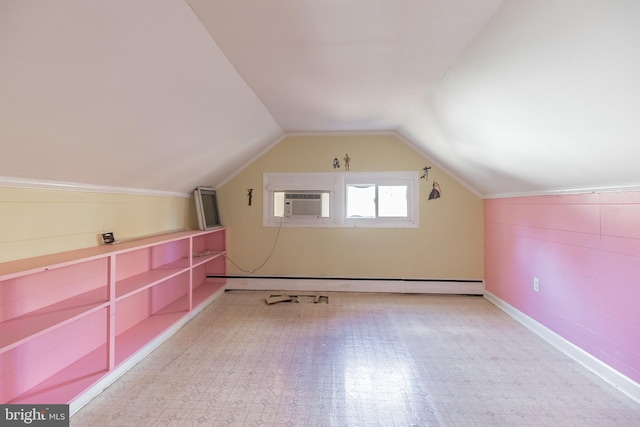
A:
2,0,639,197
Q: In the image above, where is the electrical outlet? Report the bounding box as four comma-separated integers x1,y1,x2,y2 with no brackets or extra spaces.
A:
533,277,540,292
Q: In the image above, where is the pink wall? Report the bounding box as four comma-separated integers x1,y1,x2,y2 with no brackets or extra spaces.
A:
484,192,640,383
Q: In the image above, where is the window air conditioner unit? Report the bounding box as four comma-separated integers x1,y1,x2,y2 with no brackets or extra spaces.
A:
284,192,323,217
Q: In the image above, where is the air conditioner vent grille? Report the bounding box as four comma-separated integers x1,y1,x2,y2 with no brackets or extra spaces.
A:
284,192,324,217
285,193,322,200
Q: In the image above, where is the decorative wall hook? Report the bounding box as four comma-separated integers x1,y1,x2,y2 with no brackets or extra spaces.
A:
247,188,253,206
420,166,431,180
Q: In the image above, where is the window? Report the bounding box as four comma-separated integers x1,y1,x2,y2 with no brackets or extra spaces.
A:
343,172,416,227
264,171,418,228
346,184,408,218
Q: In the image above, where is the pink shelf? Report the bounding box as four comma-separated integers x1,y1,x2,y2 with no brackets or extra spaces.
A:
115,266,189,300
113,282,224,367
0,228,227,406
193,281,226,308
115,282,224,364
0,287,109,353
9,345,109,405
115,304,187,366
192,251,225,268
0,231,201,280
160,257,190,270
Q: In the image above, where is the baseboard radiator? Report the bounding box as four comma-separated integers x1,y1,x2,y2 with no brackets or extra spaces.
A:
209,275,484,295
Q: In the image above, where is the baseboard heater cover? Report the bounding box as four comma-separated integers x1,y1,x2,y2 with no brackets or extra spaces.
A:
210,275,484,295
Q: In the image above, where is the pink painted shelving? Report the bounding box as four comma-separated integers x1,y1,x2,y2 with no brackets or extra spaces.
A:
0,229,227,406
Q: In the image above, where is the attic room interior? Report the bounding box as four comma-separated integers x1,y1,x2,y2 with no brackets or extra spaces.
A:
1,0,639,425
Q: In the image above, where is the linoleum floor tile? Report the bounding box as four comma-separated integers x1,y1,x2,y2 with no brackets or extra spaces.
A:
72,291,640,426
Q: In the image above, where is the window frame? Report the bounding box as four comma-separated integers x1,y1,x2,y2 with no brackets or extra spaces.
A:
342,171,418,228
263,171,419,228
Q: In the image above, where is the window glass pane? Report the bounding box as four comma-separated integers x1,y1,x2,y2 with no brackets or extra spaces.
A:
347,185,375,218
378,185,408,217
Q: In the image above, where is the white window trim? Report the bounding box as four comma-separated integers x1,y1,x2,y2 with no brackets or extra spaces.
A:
264,172,419,228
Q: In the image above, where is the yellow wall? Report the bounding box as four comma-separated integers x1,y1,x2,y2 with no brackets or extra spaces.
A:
0,187,195,263
217,134,484,279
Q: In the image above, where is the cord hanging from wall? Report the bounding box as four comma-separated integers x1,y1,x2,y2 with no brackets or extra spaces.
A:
224,215,284,274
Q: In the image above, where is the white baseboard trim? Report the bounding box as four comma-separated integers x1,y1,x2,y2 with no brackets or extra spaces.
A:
226,277,484,295
484,291,640,404
70,286,225,415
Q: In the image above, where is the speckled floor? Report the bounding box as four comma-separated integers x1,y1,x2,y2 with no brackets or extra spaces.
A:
71,290,640,426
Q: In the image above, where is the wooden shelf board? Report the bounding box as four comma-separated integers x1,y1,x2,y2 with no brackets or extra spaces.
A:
0,230,217,280
115,267,188,300
113,293,194,365
10,344,109,405
115,308,186,366
155,292,191,316
193,281,226,308
192,251,225,268
0,287,109,353
159,257,190,270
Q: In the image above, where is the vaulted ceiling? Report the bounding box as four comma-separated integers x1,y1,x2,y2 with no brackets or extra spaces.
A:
2,0,639,197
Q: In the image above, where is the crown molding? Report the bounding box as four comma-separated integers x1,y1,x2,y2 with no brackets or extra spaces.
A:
0,176,191,198
485,184,640,199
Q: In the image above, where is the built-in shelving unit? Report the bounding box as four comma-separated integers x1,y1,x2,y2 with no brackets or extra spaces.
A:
0,229,227,411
